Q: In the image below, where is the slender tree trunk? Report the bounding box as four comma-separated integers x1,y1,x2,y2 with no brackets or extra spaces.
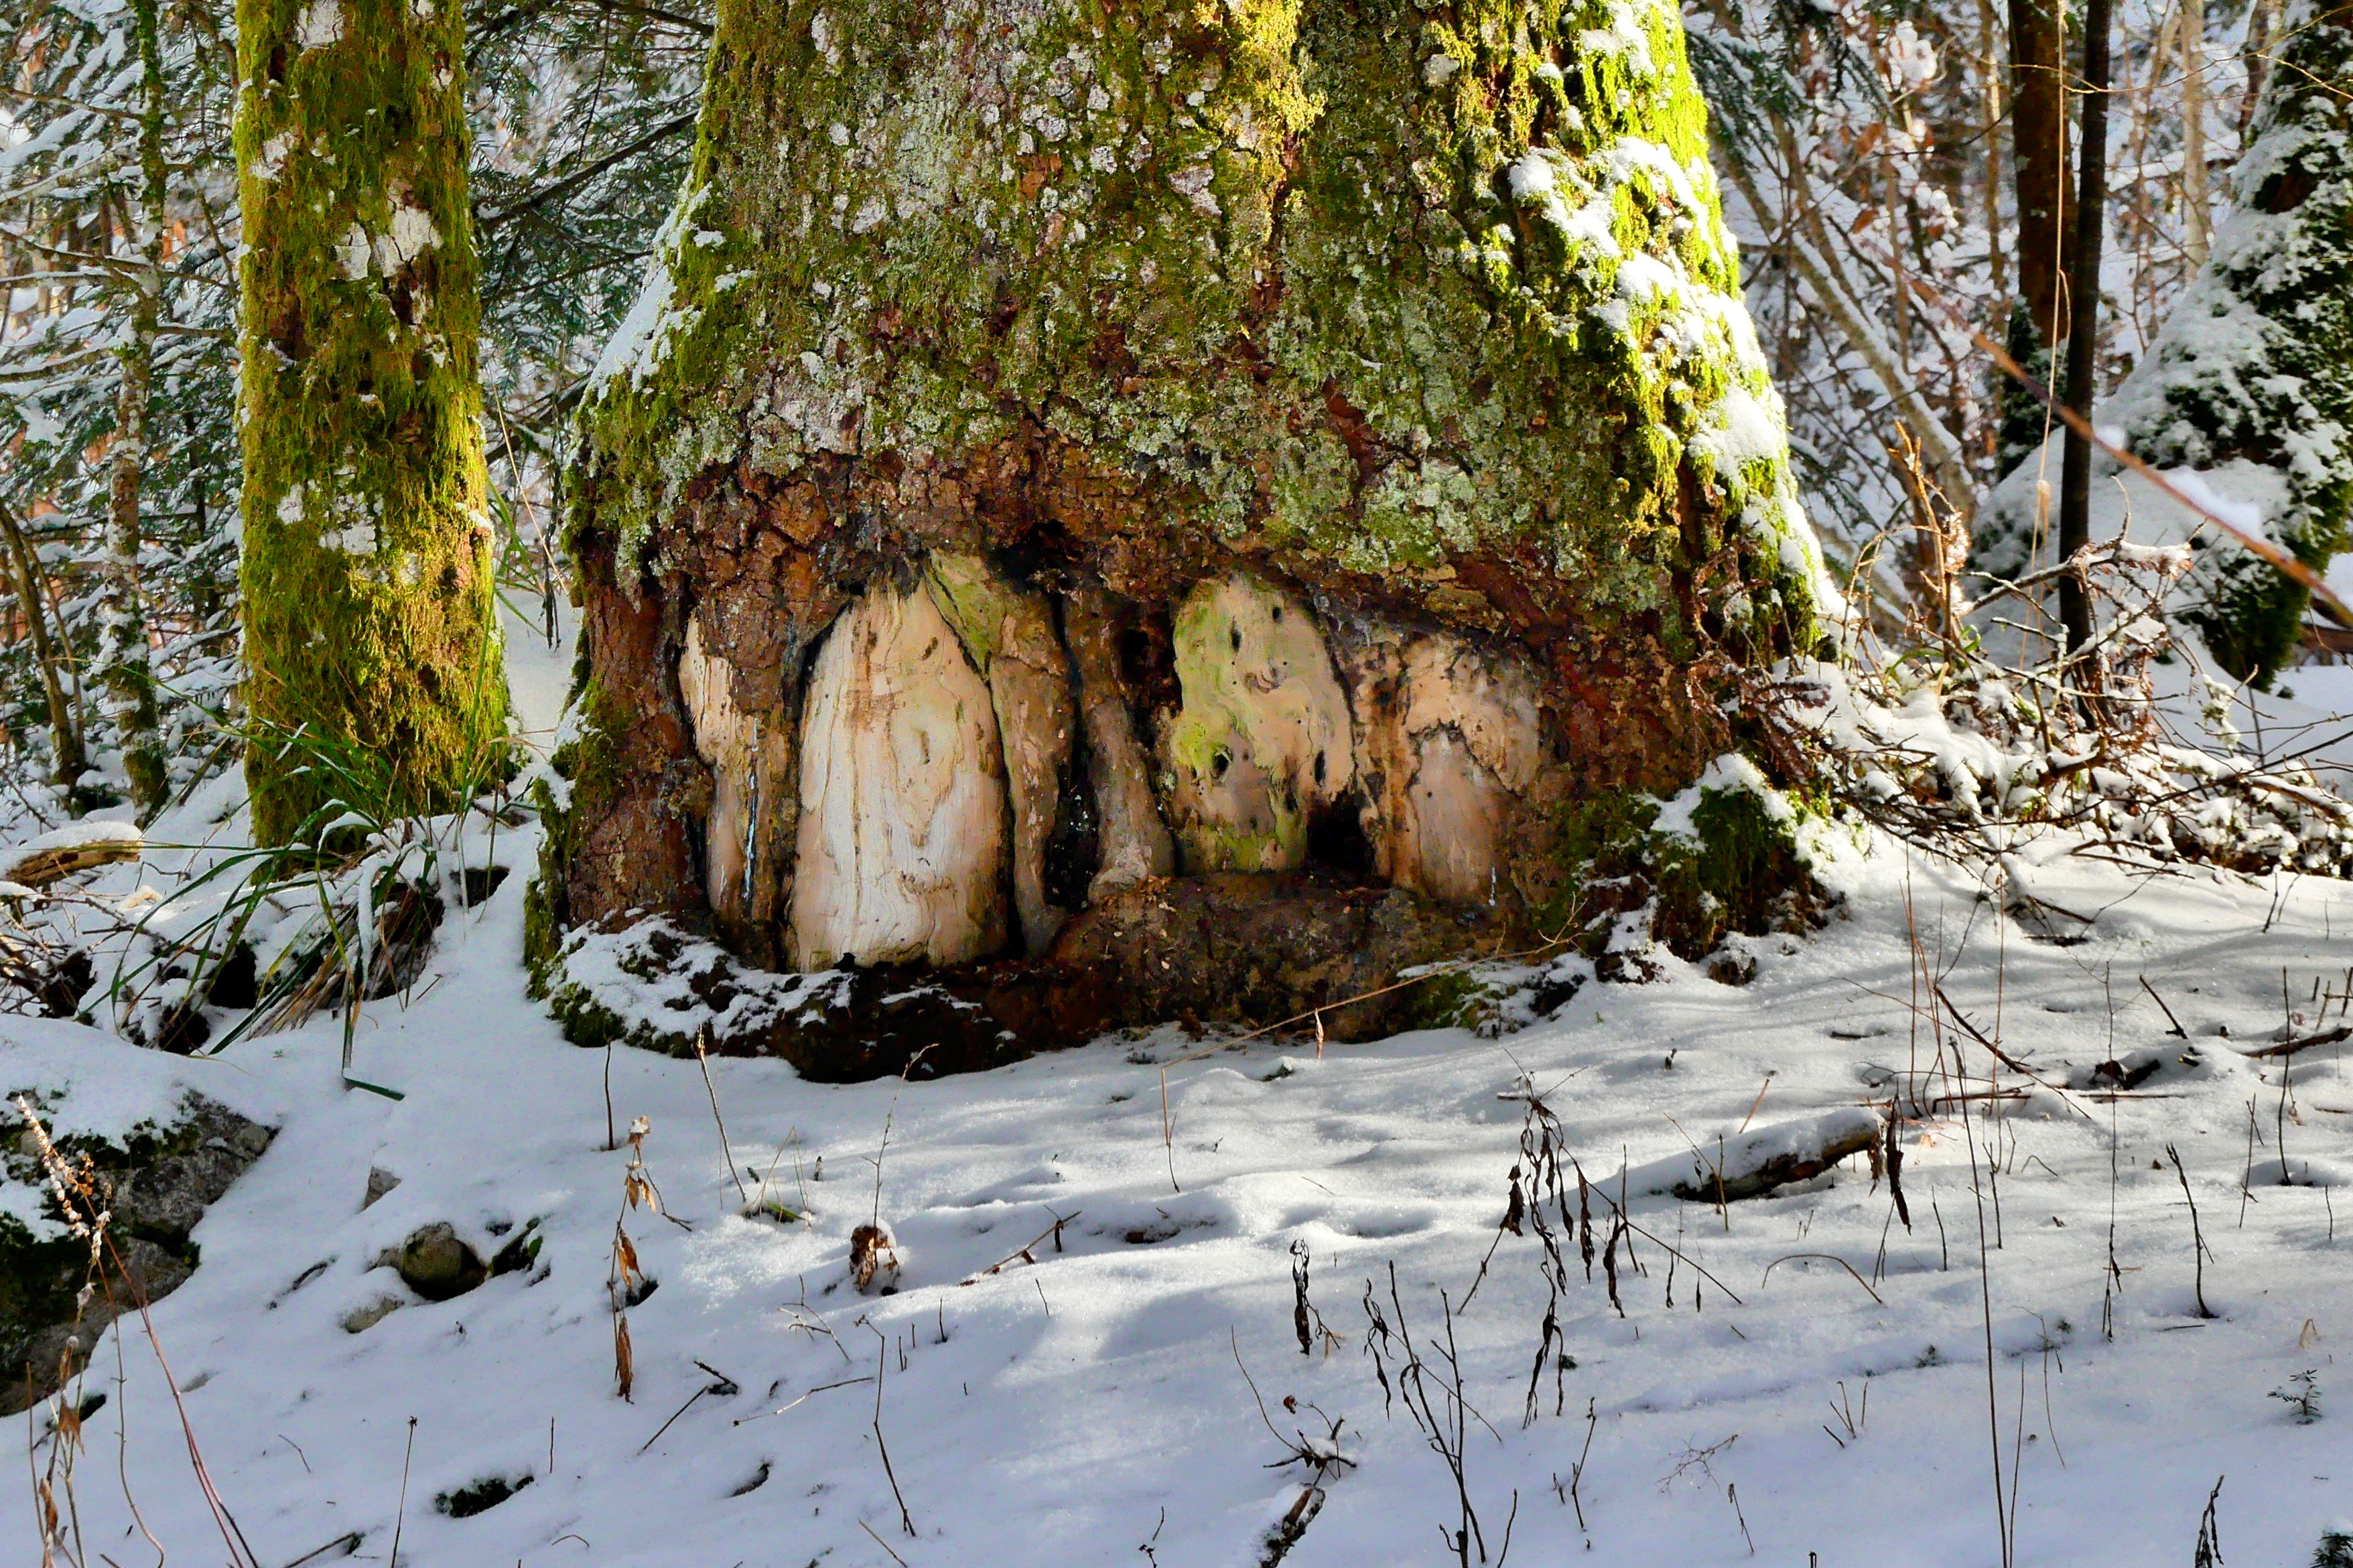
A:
234,0,506,843
2240,0,2280,135
2009,0,2074,349
2181,0,2210,265
0,500,88,790
99,0,169,815
1982,0,2009,305
2058,0,2114,655
539,0,1836,1069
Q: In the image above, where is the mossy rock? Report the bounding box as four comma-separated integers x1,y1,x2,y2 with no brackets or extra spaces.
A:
0,1095,273,1415
1542,759,1832,966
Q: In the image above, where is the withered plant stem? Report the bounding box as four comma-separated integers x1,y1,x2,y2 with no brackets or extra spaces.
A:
692,1024,749,1204
868,1325,915,1537
2166,1143,2216,1318
1954,1021,2013,1568
389,1417,417,1568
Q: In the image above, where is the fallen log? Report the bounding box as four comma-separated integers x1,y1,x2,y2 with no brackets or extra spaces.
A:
1623,1107,1886,1204
3,821,141,889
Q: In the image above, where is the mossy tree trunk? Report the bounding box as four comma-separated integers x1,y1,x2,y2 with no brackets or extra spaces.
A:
234,0,505,843
539,0,1832,1064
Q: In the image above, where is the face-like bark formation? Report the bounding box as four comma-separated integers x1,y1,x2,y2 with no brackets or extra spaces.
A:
1380,634,1542,904
789,579,1009,968
533,0,1835,1062
1160,573,1353,873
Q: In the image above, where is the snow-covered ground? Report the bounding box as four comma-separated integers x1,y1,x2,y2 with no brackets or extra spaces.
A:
7,604,2353,1566
8,802,2353,1567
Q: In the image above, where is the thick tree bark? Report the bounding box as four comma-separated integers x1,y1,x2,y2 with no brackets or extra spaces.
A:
98,0,168,815
234,0,506,843
2007,0,2072,349
539,0,1833,1062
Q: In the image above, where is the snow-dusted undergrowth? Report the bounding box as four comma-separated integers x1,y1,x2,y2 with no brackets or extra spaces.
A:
3,602,2350,1564
7,804,2353,1565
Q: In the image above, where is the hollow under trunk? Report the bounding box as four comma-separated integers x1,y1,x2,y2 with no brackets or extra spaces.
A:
533,0,1834,1074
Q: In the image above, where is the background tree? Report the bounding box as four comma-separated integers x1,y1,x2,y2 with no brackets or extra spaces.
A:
2085,0,2353,681
96,0,172,812
234,0,509,841
1,0,243,814
2,0,707,824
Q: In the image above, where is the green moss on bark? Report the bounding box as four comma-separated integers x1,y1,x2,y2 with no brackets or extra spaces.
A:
235,0,506,843
572,0,1822,655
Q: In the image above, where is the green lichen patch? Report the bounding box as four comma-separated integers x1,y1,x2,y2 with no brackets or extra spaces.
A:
569,0,1824,660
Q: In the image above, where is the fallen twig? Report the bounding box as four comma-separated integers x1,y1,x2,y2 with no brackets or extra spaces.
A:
2238,1025,2352,1060
1761,1253,1885,1305
958,1210,1080,1284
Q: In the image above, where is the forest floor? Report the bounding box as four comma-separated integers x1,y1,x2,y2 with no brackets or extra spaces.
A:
5,622,2353,1567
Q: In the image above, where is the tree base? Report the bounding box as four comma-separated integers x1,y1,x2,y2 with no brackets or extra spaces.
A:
533,868,1516,1081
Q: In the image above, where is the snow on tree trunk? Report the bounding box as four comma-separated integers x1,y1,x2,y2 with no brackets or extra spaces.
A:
534,0,1836,1064
233,0,506,844
1982,0,2353,684
96,0,167,816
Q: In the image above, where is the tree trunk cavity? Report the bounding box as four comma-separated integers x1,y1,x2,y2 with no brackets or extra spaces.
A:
234,0,506,844
535,0,1833,1070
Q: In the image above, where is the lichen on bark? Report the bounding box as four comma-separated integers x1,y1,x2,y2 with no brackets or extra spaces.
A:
234,0,507,843
540,0,1835,1056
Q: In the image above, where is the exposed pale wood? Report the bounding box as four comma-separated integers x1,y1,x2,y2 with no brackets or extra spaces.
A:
677,615,759,922
3,836,140,889
1349,634,1541,904
1062,583,1174,902
787,581,1008,969
924,555,1076,955
1158,573,1353,873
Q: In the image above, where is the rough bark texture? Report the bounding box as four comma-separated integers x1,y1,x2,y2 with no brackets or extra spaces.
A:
234,0,506,844
97,0,167,815
2007,0,2072,349
534,0,1832,1068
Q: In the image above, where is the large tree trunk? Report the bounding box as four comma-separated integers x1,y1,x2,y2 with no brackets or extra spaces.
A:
233,0,506,843
98,0,169,816
539,0,1833,1069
